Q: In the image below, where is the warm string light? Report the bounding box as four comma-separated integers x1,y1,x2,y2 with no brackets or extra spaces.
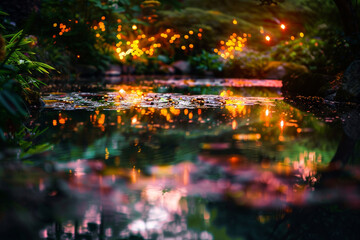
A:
215,33,247,59
112,27,202,60
54,16,305,62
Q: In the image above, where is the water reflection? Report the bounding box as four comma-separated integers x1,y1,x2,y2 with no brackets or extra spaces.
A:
2,81,360,240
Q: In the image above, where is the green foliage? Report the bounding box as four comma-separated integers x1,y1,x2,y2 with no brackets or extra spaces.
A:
269,37,326,71
0,13,54,155
223,51,270,78
189,50,223,75
316,29,358,74
15,126,53,159
270,31,358,75
29,0,149,73
1,31,54,89
157,7,254,53
0,11,8,30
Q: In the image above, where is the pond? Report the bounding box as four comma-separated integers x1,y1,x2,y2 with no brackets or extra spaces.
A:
2,78,360,240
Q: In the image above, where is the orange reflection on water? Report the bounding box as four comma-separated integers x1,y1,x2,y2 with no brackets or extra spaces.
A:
131,167,137,183
232,120,237,130
131,116,137,124
233,133,261,141
280,120,284,129
98,114,105,125
58,113,66,124
170,106,180,116
188,112,193,120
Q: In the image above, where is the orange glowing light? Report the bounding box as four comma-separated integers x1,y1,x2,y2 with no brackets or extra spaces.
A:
77,55,80,58
189,30,194,35
131,116,137,124
101,16,105,20
233,19,238,25
181,46,186,50
265,35,271,41
59,118,66,125
280,120,284,129
132,25,137,30
131,168,137,183
188,112,193,120
52,120,57,126
98,114,105,125
265,109,269,117
280,24,286,30
232,120,237,130
230,156,239,163
189,44,194,49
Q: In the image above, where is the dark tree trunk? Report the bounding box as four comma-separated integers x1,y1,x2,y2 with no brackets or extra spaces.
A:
333,0,360,36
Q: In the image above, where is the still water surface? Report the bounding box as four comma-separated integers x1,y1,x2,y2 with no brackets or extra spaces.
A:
3,78,360,240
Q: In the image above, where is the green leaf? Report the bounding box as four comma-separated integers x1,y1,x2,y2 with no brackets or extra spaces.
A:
21,143,53,158
114,7,126,12
9,30,23,44
0,91,17,115
1,90,27,116
34,61,55,70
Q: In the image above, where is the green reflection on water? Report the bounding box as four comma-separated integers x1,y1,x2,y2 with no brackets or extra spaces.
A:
33,100,339,169
1,84,353,240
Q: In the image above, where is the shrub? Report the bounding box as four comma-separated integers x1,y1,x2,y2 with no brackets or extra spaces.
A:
189,50,223,75
269,38,326,71
222,51,270,78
